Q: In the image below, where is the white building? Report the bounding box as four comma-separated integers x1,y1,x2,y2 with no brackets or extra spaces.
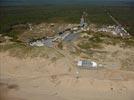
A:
77,60,97,69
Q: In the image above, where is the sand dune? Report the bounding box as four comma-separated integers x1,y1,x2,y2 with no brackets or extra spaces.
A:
0,52,134,100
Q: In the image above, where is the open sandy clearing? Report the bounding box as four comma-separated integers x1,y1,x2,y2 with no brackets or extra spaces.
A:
0,52,134,100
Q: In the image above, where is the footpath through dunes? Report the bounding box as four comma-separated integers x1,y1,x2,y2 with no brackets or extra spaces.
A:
0,52,134,100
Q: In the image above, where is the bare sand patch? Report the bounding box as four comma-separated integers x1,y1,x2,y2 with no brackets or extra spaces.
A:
0,51,134,100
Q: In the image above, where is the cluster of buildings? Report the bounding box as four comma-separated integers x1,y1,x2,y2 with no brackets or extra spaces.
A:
29,11,89,47
97,25,129,37
29,25,85,47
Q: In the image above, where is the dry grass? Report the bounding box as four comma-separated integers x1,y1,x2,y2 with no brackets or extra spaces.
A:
78,31,134,51
121,55,134,71
0,42,63,59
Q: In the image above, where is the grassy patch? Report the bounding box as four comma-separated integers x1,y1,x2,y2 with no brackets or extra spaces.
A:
123,37,134,47
121,56,134,71
0,42,63,59
78,31,134,50
0,43,32,58
89,35,104,43
3,31,20,40
78,41,103,50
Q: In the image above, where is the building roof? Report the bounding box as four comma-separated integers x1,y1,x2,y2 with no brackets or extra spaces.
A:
77,60,97,69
